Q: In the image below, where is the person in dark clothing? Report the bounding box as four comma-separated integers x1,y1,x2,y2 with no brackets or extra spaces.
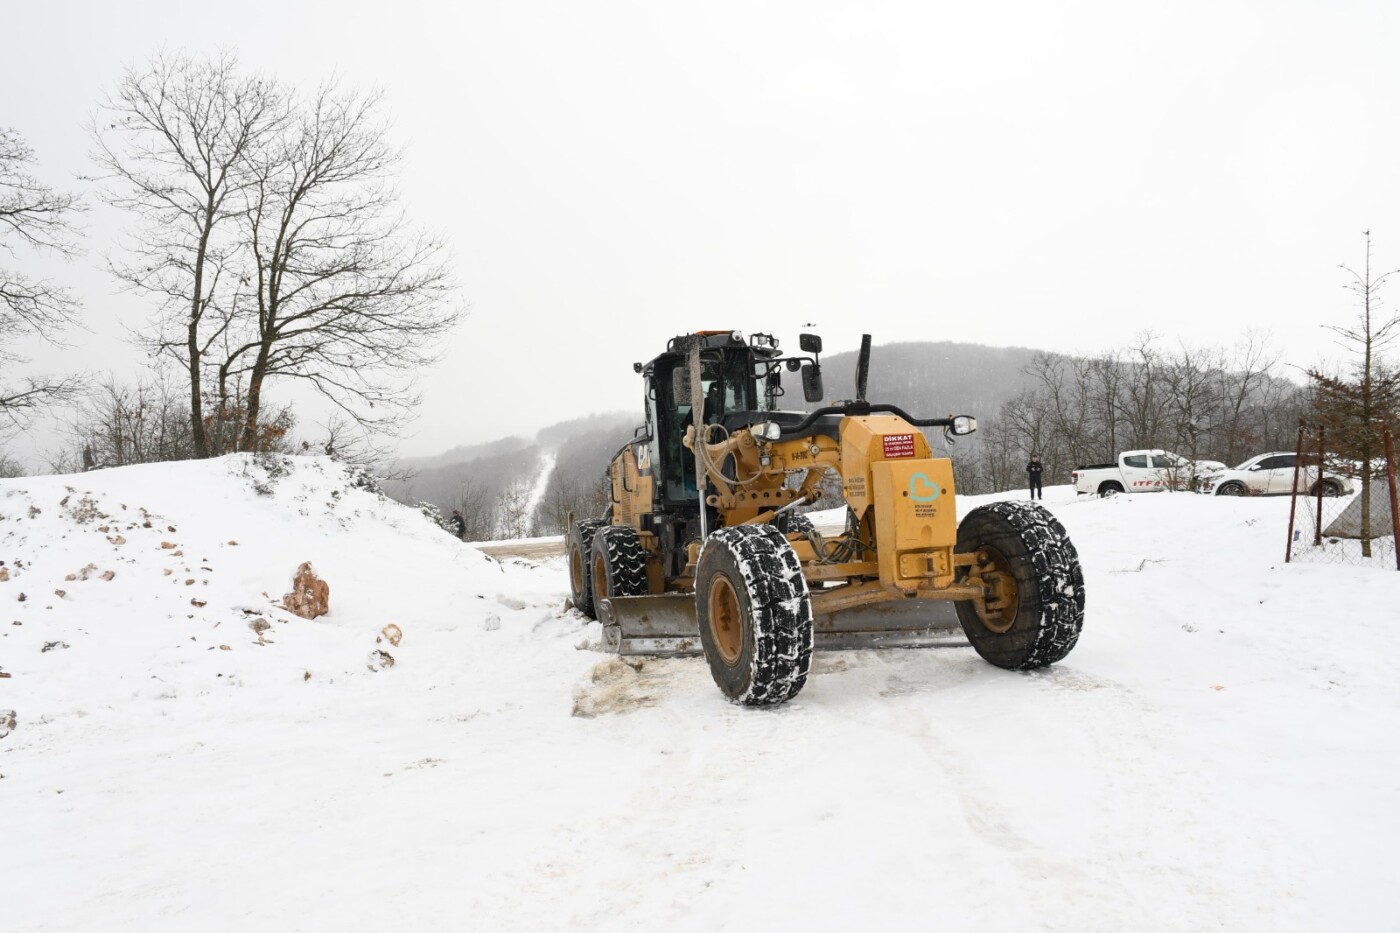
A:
1027,454,1044,500
448,509,466,540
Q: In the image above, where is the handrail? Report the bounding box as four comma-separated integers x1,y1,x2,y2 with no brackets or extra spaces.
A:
773,402,963,438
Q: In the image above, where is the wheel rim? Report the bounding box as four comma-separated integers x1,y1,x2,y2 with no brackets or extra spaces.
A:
1220,483,1243,496
592,552,608,609
975,545,1019,633
707,574,743,665
569,545,584,595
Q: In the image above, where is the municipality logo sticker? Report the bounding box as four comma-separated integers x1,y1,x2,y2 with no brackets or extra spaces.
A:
909,473,940,502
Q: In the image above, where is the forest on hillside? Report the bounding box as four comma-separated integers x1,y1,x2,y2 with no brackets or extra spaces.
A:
800,337,1313,493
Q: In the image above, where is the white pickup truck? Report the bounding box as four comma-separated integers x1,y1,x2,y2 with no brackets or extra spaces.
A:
1071,449,1227,497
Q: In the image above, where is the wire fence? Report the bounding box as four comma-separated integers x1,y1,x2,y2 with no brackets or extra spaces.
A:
1285,425,1400,570
1287,489,1398,567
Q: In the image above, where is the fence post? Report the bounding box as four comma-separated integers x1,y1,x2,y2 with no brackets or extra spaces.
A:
1286,421,1304,562
1385,427,1400,572
1314,425,1326,547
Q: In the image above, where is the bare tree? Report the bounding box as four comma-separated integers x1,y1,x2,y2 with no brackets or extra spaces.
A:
453,476,495,543
1163,342,1225,485
967,417,1022,495
1,126,84,432
1117,334,1171,449
496,478,534,540
217,81,458,453
0,452,24,478
535,472,582,537
1307,231,1400,554
534,469,612,535
93,57,459,458
56,374,196,468
291,411,412,487
1087,351,1126,458
1024,352,1097,474
999,387,1050,475
91,52,285,458
1215,332,1279,464
1256,366,1308,450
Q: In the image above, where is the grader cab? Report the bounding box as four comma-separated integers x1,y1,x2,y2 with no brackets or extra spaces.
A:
567,330,1085,706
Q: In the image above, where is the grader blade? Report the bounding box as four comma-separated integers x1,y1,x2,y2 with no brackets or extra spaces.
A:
814,598,967,650
597,595,702,657
597,594,967,658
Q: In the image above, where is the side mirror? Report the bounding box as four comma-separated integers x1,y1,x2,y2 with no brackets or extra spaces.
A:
799,333,823,354
949,415,977,436
801,362,824,403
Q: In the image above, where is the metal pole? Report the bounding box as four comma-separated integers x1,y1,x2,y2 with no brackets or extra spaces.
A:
688,341,709,541
1286,421,1304,563
1314,425,1326,547
1385,427,1400,572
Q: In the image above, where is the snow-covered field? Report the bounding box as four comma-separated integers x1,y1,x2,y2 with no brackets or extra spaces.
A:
2,455,1398,931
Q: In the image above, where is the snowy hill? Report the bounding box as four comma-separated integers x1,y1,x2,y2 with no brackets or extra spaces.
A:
2,455,1398,930
384,411,635,538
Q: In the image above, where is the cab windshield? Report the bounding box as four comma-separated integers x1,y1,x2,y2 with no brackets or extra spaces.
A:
657,350,757,502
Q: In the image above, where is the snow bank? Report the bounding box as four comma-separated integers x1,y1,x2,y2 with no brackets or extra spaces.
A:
2,463,1398,931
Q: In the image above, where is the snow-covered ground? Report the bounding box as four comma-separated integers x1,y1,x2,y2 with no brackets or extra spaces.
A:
2,455,1398,931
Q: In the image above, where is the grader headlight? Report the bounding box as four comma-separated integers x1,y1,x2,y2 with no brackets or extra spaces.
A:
751,422,783,442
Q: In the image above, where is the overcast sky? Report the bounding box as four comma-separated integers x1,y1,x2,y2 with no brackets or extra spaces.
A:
4,0,1399,466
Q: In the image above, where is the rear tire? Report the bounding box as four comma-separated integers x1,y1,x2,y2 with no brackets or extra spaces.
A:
696,525,814,706
590,525,650,611
567,519,606,618
1098,481,1123,498
955,501,1085,670
1310,479,1343,497
773,511,815,538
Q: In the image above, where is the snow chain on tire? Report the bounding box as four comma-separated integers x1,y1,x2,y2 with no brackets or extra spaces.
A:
590,525,650,610
955,501,1085,670
696,525,814,706
772,511,815,539
568,519,607,618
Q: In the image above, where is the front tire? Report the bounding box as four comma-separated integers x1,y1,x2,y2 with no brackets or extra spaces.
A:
696,526,814,706
567,519,607,618
1216,481,1246,496
955,501,1085,670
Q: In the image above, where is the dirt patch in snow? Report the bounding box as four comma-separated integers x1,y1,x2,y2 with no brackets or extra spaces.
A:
572,657,668,717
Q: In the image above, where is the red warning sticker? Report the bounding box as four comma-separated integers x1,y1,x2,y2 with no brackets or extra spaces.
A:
882,434,916,458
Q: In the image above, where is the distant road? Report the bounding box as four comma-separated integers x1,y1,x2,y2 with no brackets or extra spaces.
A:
472,537,564,560
470,514,846,561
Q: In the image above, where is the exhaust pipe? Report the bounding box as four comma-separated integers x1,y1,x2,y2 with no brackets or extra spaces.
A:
856,333,872,402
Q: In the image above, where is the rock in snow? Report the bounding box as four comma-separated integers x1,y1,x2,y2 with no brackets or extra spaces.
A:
282,561,330,619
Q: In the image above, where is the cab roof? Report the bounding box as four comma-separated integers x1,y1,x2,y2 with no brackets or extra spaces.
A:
637,330,781,377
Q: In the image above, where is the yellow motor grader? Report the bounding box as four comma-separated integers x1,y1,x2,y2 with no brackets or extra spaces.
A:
568,330,1085,705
